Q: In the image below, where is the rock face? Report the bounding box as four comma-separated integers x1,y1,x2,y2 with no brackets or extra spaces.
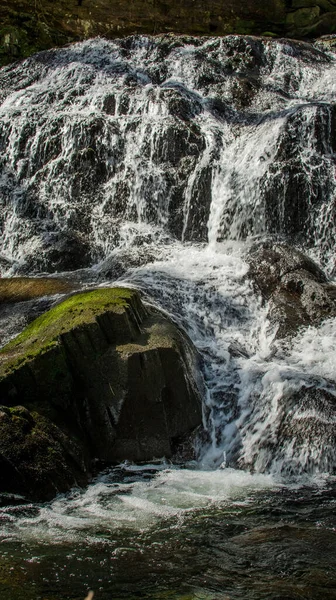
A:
1,0,336,67
0,287,203,500
0,405,88,499
247,241,336,337
224,242,336,476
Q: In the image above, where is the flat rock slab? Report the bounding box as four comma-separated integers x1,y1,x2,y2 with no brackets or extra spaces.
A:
0,276,75,304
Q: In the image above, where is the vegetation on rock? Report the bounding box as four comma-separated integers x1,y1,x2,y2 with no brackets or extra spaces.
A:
1,0,336,67
0,287,203,500
0,287,140,375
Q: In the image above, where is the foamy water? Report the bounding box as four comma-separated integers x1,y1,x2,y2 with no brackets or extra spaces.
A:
0,465,277,544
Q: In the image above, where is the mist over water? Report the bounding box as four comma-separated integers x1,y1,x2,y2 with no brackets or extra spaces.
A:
0,34,336,599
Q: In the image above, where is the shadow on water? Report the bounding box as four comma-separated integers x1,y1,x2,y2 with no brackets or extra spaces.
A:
0,470,335,600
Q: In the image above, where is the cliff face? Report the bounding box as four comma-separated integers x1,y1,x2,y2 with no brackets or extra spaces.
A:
1,0,336,66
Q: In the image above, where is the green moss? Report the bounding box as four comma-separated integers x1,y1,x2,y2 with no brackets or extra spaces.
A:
0,287,137,376
262,31,279,37
2,0,336,66
292,0,336,10
286,6,321,30
0,24,41,65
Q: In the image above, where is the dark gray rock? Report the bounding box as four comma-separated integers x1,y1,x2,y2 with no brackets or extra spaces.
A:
0,288,203,500
240,385,336,475
247,241,336,337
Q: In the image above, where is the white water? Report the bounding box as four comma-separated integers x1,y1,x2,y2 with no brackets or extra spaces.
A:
0,465,277,544
118,240,336,476
0,36,336,535
0,36,336,271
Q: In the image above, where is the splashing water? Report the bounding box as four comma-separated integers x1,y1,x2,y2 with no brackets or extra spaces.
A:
118,240,336,476
0,35,336,478
0,35,335,272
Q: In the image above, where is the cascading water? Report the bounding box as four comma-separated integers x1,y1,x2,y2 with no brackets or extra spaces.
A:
0,34,336,600
1,36,335,270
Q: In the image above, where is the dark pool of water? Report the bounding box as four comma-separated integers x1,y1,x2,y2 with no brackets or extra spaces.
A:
0,474,335,600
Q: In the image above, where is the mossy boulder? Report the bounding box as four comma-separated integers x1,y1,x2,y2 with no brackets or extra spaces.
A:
0,287,203,499
287,6,321,29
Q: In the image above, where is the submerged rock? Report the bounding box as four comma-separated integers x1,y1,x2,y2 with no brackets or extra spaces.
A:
0,288,203,500
247,241,336,337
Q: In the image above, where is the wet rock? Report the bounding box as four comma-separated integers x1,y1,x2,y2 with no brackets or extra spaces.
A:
0,254,13,275
263,104,335,245
40,230,92,273
0,276,75,304
0,406,88,500
247,241,327,297
182,166,213,242
241,385,336,475
247,241,336,337
0,288,203,500
92,246,162,281
10,230,93,275
170,425,203,463
1,36,335,269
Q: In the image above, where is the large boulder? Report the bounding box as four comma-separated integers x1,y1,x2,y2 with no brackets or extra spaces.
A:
247,241,336,337
0,287,203,500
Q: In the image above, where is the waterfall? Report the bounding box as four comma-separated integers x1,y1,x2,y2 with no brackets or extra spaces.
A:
1,34,336,477
1,36,335,272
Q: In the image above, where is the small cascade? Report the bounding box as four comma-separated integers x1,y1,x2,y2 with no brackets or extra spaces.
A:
1,34,336,478
207,117,284,244
122,241,336,477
